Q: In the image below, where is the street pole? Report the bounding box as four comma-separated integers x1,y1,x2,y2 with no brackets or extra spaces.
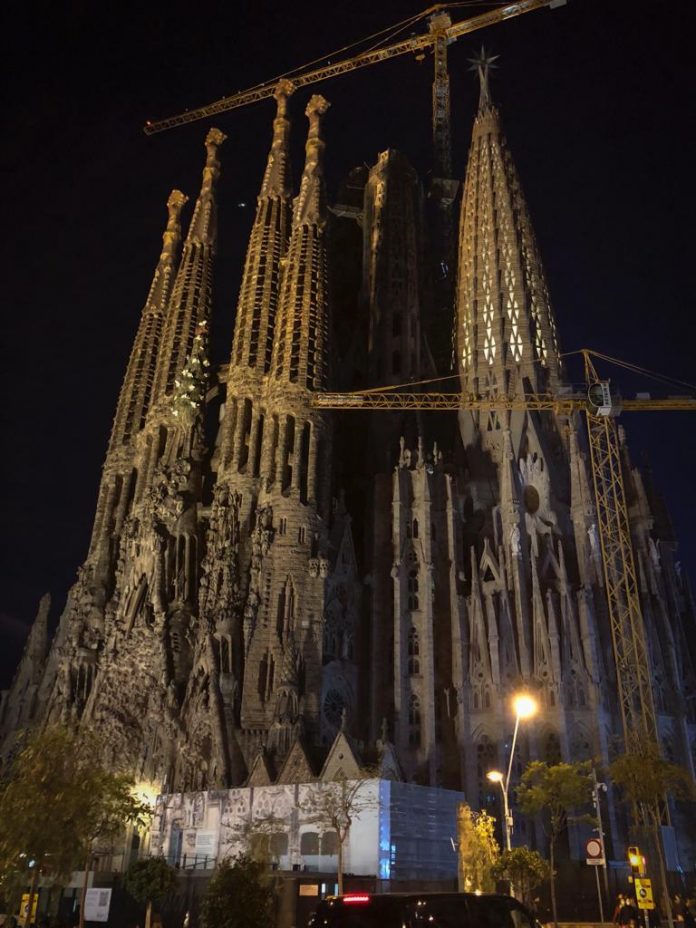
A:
497,780,513,852
506,712,521,793
591,769,610,914
594,863,605,924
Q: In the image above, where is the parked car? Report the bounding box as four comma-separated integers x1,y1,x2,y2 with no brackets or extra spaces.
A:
309,892,537,928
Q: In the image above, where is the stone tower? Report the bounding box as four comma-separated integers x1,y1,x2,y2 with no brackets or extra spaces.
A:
2,61,695,870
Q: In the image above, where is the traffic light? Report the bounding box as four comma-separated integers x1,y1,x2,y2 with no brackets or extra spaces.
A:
628,846,646,876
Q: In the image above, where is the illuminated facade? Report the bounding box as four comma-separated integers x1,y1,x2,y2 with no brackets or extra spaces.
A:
2,67,695,864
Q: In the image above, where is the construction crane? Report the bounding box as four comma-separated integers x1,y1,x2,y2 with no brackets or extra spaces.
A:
144,1,567,371
143,0,565,144
310,348,696,809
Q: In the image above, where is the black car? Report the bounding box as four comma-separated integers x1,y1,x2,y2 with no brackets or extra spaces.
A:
309,892,537,928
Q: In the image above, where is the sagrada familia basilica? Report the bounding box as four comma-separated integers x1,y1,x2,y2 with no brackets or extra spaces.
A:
2,60,695,856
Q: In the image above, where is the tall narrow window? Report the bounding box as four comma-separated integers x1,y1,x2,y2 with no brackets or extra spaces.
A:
299,422,310,504
408,569,419,611
252,414,264,477
407,627,420,675
315,437,325,516
239,399,252,470
282,416,295,492
268,414,279,485
408,695,421,747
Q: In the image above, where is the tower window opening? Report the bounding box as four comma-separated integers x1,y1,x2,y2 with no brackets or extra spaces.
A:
315,437,325,517
239,398,252,470
299,422,310,505
408,695,421,747
392,313,402,337
408,626,420,675
282,416,295,492
252,414,264,477
269,414,279,485
392,350,401,375
407,569,419,611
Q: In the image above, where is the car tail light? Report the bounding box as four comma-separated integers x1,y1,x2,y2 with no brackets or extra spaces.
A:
343,894,371,905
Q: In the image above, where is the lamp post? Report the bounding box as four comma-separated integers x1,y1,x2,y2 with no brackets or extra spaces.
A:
486,769,512,851
487,692,538,854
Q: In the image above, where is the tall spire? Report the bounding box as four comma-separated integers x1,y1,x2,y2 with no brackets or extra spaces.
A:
109,190,187,450
364,150,422,386
272,94,331,390
154,128,226,403
231,81,295,373
456,54,561,403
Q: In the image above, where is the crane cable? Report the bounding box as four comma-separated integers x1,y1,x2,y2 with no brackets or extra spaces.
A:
348,349,696,398
563,349,696,396
227,2,513,103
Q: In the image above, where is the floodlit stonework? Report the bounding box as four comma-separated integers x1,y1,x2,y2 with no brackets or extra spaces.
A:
2,64,695,865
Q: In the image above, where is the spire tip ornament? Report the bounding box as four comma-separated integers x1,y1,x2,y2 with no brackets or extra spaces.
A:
468,45,499,110
305,94,331,119
205,127,227,149
167,189,189,212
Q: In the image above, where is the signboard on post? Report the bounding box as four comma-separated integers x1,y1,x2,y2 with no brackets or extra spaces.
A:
585,837,605,865
18,893,38,926
84,888,112,923
635,879,655,911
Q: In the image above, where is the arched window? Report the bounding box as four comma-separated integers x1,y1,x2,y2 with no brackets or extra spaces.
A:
544,732,562,765
407,570,419,611
300,832,319,855
407,627,420,675
270,833,289,857
412,518,419,539
321,831,339,856
476,736,497,807
408,695,421,747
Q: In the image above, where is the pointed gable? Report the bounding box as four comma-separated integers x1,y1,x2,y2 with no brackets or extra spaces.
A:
320,730,363,781
376,741,404,781
246,751,273,786
275,738,315,784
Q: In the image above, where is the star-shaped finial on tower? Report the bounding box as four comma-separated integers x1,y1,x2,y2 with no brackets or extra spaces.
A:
468,45,499,111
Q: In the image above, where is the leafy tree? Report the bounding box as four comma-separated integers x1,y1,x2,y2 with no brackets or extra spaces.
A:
517,761,592,928
610,742,695,927
493,847,551,909
201,855,275,928
300,773,376,895
456,804,500,893
124,857,177,928
76,772,152,928
0,727,149,927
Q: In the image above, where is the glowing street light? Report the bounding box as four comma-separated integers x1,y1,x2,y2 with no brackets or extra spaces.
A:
487,692,538,853
512,693,538,720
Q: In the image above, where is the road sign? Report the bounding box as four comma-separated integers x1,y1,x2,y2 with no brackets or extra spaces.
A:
635,878,655,910
585,837,605,865
18,893,38,926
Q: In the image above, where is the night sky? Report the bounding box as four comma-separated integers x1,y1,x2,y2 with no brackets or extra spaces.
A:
2,0,695,687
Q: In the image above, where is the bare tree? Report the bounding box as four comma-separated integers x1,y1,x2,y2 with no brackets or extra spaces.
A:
300,774,376,895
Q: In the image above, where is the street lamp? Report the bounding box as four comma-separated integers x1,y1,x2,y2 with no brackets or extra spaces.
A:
487,692,538,852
